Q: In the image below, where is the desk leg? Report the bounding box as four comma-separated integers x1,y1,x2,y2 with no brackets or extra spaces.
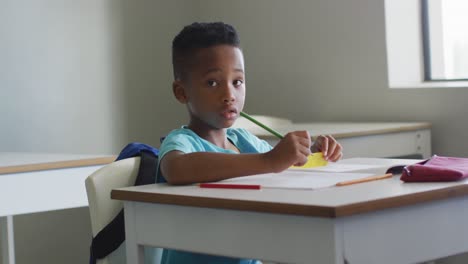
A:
124,202,144,264
0,216,15,264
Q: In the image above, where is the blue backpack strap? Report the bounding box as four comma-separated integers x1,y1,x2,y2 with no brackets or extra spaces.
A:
116,142,159,161
90,147,158,264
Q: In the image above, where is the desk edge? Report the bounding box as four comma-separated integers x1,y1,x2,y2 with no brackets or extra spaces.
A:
0,156,116,175
334,184,468,216
111,183,468,218
257,123,432,139
111,189,338,217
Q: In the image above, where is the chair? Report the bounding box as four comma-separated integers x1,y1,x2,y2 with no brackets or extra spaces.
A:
85,157,162,264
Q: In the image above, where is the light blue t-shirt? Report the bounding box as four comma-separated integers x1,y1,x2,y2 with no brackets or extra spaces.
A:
156,127,272,264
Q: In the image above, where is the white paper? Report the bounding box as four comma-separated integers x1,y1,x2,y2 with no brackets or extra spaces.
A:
220,171,375,190
289,163,383,173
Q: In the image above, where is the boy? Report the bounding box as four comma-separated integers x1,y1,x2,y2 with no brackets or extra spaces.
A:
157,22,342,264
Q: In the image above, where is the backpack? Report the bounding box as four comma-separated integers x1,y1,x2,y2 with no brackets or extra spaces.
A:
89,143,159,264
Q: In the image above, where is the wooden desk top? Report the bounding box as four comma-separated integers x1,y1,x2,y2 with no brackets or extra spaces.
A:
237,122,432,139
0,152,116,175
112,158,466,219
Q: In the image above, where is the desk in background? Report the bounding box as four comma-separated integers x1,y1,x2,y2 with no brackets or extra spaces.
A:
234,116,432,159
113,158,468,264
0,153,115,264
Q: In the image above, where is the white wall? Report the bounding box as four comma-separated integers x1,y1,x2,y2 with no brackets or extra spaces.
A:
0,1,194,264
1,0,116,153
0,0,193,155
2,0,468,263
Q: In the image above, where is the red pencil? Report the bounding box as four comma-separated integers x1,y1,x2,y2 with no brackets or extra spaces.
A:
199,183,261,190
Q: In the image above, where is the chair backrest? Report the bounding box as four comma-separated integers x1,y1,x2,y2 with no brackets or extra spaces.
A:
85,157,140,264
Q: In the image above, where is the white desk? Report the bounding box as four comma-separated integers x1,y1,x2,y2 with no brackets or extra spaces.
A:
112,158,468,264
0,153,115,264
235,120,432,159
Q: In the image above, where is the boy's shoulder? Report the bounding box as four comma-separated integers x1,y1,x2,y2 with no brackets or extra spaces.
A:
227,127,253,138
161,127,257,146
164,127,253,138
166,127,193,137
162,127,200,144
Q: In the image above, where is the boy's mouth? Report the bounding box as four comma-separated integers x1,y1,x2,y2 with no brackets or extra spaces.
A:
221,108,238,119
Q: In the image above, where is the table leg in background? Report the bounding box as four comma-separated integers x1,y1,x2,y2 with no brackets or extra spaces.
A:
0,215,15,264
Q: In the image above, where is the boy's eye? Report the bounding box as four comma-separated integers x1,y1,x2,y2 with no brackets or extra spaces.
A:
207,80,218,87
233,80,244,86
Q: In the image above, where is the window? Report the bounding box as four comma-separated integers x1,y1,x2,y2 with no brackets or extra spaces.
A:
422,0,468,81
385,0,468,88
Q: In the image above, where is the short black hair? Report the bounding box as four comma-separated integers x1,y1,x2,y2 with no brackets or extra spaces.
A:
172,22,241,80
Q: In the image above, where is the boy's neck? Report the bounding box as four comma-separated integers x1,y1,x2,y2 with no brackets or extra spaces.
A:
187,124,225,144
187,124,234,150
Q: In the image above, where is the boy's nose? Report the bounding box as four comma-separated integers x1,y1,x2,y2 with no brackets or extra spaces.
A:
222,86,236,103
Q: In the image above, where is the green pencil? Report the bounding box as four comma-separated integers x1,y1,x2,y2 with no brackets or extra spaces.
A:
240,111,284,139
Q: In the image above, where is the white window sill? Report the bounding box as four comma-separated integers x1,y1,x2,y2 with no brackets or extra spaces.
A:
390,81,468,89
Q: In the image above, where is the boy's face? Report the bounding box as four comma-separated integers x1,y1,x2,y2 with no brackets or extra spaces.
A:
174,45,245,130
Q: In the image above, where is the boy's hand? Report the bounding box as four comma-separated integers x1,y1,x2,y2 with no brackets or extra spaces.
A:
311,135,343,162
265,131,311,172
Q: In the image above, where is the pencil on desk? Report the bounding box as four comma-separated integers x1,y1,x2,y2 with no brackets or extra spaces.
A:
199,183,261,190
335,173,393,187
240,112,284,139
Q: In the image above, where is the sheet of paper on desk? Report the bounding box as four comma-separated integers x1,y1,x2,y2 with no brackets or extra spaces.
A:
220,171,374,190
289,163,383,173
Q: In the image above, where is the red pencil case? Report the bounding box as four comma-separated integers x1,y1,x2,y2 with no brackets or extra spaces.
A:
400,155,468,182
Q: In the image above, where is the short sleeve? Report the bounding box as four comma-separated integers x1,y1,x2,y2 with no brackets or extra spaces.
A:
158,131,201,161
156,129,203,183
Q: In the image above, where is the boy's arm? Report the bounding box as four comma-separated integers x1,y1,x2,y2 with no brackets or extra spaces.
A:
161,131,311,185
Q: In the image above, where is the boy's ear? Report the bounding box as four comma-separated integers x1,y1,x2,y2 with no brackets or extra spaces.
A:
173,80,188,104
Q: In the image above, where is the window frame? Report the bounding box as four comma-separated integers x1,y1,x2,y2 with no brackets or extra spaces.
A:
385,0,468,88
421,0,468,82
